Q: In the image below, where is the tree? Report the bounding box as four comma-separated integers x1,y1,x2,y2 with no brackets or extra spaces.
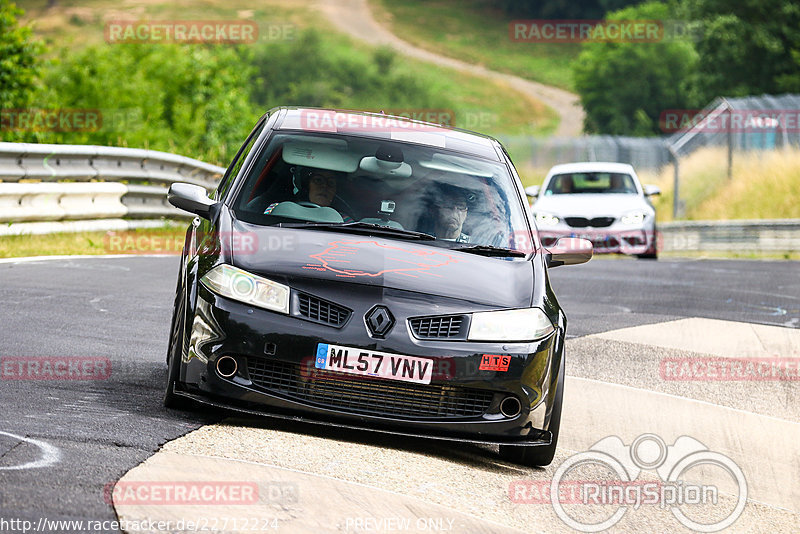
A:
0,0,41,109
572,2,699,135
681,0,800,102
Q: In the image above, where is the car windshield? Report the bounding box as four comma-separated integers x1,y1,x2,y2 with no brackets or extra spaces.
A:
232,132,533,253
544,172,638,195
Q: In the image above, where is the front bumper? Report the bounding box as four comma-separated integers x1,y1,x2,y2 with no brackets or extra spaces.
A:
538,225,656,255
174,283,563,446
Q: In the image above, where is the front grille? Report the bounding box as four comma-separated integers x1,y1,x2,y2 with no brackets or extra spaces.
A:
246,359,493,419
296,293,351,327
565,217,615,228
409,315,465,339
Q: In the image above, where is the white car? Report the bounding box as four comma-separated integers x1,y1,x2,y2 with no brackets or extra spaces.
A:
528,162,660,259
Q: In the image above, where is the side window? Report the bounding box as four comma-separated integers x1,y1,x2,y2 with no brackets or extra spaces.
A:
214,118,267,201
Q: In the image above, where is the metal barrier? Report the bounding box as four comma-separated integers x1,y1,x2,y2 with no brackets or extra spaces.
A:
0,142,225,235
660,220,800,253
1,143,797,254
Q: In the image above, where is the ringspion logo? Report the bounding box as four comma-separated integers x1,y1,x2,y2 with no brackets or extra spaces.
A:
538,434,747,532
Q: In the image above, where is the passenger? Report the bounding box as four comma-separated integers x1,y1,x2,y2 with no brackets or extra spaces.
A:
428,185,473,242
559,175,574,194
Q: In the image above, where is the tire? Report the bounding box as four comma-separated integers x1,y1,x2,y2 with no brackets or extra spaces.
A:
500,356,564,467
163,285,193,410
636,226,658,259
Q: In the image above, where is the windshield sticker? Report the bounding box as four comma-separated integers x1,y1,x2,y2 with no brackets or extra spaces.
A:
304,240,459,278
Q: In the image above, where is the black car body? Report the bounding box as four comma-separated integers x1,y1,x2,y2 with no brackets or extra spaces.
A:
165,108,591,466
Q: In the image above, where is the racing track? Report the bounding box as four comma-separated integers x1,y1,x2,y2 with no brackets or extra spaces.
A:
0,255,798,533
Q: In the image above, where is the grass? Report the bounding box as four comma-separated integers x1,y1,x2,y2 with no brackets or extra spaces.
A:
20,0,316,50
370,0,580,91
0,226,187,258
640,147,800,222
19,0,558,149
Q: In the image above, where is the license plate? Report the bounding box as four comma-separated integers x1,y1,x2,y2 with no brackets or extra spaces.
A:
315,343,433,384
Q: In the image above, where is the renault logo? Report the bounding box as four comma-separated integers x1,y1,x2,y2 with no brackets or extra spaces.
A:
365,306,394,337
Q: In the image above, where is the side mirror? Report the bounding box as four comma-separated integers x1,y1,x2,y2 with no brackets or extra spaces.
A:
168,182,216,219
546,237,592,267
525,185,540,199
644,185,661,196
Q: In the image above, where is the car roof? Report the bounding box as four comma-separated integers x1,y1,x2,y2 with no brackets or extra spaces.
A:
546,162,637,176
270,107,503,161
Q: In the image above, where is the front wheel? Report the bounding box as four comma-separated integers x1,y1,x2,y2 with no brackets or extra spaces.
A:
164,286,193,410
636,227,658,259
500,356,564,467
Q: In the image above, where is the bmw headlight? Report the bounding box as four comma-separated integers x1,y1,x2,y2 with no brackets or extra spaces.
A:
535,213,560,226
468,308,555,342
621,211,645,225
201,264,290,314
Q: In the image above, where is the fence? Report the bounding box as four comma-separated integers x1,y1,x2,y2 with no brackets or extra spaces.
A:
505,92,800,219
0,142,224,235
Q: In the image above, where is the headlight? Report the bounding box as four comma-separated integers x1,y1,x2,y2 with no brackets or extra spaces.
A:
201,264,290,314
621,211,645,225
535,213,560,226
468,308,555,342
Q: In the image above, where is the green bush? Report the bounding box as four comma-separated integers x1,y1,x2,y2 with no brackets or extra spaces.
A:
7,28,452,165
0,0,41,109
573,2,700,136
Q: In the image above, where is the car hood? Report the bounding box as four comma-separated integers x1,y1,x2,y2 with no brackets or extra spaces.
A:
229,220,533,308
533,194,651,217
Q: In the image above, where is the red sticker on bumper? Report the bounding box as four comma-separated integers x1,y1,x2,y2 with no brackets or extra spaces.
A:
480,354,511,372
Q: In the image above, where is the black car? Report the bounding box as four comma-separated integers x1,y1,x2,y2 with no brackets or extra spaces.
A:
164,108,591,466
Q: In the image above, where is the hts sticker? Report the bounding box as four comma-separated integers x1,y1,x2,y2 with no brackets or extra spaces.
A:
480,354,511,372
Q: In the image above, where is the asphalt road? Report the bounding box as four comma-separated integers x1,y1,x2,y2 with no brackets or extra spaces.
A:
0,255,797,532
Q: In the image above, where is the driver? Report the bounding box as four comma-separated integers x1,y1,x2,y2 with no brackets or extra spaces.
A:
306,169,338,206
263,167,353,221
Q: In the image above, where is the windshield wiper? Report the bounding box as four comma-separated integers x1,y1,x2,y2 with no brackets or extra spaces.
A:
450,244,527,257
278,221,436,240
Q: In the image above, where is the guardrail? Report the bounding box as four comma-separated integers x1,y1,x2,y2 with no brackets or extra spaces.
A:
0,142,225,235
660,219,800,253
1,143,798,253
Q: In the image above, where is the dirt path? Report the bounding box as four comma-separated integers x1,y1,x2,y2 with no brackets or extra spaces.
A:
316,0,585,137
